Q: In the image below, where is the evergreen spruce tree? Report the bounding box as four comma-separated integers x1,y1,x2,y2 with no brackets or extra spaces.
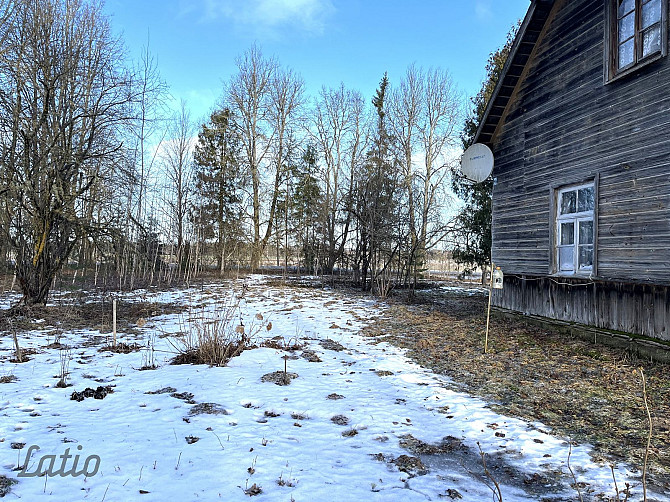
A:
192,109,246,273
353,73,401,294
291,145,323,272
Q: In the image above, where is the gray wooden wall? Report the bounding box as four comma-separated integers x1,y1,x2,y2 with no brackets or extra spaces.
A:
491,0,670,284
493,275,670,342
489,0,670,340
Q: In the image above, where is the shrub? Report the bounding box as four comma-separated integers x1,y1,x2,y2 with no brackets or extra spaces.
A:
170,298,266,367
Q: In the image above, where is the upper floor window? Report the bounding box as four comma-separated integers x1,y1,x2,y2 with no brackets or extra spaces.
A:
608,0,667,79
556,184,595,275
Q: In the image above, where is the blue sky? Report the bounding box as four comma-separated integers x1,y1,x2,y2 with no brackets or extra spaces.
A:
103,0,530,123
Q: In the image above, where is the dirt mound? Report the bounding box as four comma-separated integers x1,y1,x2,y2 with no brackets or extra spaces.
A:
330,414,349,426
70,385,114,401
188,403,229,416
392,454,428,476
320,339,345,351
100,342,140,353
399,434,465,455
301,349,322,362
261,371,298,386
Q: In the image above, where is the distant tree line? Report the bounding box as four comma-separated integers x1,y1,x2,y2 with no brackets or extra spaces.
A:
0,0,507,305
188,49,462,296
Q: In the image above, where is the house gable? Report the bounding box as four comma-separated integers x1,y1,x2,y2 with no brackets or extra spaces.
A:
481,0,670,283
480,0,670,341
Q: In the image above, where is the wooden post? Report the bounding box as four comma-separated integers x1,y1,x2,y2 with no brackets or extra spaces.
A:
112,298,117,347
484,261,494,354
12,331,23,363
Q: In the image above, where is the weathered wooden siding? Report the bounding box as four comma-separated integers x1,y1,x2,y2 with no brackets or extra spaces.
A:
489,0,670,339
492,0,670,281
493,276,670,342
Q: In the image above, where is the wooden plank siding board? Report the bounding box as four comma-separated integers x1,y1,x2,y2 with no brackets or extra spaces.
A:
528,81,670,146
485,0,670,340
493,277,670,342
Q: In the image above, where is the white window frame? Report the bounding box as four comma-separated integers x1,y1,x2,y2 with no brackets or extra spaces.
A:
555,183,596,276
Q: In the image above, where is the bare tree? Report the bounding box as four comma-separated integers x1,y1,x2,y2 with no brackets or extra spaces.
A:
0,0,16,57
388,65,461,287
226,45,304,270
388,65,423,285
417,67,460,268
162,101,194,273
261,65,305,267
122,40,168,288
312,84,367,273
0,0,135,305
227,45,275,270
132,39,168,226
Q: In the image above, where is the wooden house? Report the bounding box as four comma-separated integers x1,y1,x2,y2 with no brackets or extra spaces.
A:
475,0,670,344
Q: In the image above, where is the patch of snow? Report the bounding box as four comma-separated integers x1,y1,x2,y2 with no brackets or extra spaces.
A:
0,277,661,501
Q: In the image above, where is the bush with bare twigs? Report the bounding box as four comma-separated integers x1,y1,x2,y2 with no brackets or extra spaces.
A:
169,297,269,367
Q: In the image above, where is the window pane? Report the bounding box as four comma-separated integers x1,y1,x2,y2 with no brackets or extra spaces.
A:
642,0,661,29
559,247,574,271
642,26,662,57
578,246,594,269
560,191,576,214
618,0,635,17
618,12,635,42
577,187,595,212
618,39,635,68
561,222,575,245
579,220,594,244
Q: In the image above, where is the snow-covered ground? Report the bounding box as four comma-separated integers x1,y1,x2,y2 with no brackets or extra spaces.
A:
0,276,663,501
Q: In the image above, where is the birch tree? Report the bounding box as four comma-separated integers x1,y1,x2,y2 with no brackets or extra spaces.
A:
389,65,461,287
226,45,304,270
227,45,275,270
162,101,194,272
260,65,305,266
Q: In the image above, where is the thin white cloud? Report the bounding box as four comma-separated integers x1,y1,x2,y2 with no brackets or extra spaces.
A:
200,0,335,35
474,1,493,22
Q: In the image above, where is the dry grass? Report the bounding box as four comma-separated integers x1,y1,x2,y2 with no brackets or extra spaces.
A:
361,289,670,489
170,318,248,366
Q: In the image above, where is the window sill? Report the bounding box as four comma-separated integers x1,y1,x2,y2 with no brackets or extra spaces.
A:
551,271,595,280
605,52,665,84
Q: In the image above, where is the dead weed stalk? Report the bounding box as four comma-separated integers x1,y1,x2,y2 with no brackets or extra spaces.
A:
477,442,502,502
610,465,631,502
169,295,267,367
640,367,652,502
567,443,584,502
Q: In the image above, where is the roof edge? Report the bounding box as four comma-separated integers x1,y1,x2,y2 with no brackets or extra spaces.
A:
473,0,555,145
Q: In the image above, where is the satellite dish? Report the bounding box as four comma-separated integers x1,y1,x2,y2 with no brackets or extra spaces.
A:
460,143,494,183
